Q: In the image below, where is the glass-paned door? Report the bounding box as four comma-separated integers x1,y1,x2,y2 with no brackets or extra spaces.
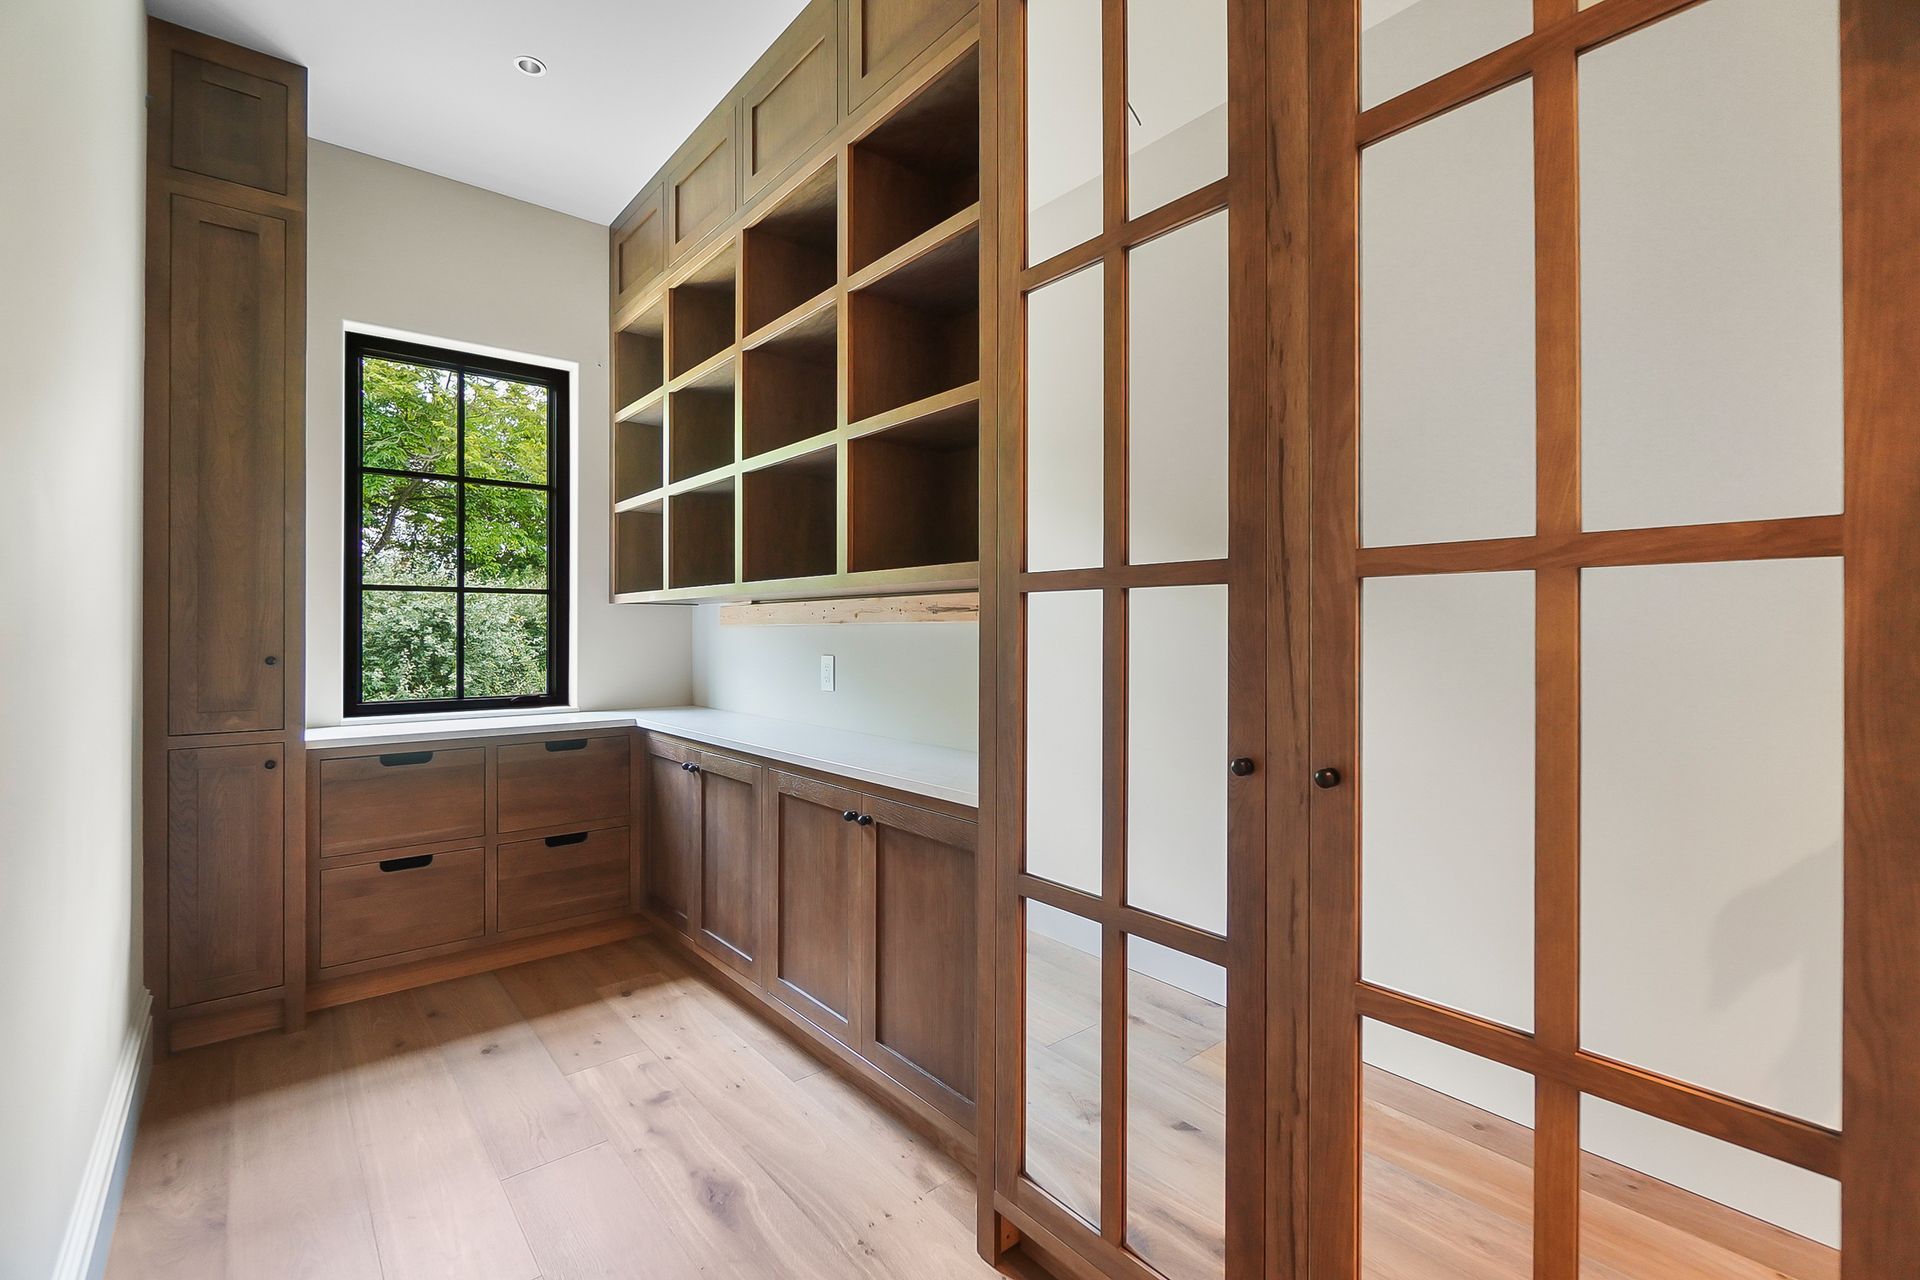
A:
1310,0,1872,1275
997,0,1263,1276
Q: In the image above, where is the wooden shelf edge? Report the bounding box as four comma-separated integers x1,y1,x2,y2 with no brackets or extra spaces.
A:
614,491,666,515
847,381,982,440
665,463,738,494
667,346,739,393
741,288,838,352
742,431,838,474
614,385,666,424
613,290,667,335
846,202,982,294
719,592,979,625
611,561,980,607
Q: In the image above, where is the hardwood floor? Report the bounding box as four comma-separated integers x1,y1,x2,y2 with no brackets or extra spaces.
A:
105,934,992,1280
1020,933,1838,1280
108,928,1837,1280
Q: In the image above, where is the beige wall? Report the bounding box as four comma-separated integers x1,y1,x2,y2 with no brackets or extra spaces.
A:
0,0,148,1274
305,142,692,723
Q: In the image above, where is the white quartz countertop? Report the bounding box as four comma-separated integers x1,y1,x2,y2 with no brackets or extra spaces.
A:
305,707,979,808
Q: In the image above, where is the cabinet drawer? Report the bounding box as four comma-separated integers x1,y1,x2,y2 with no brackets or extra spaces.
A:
498,826,633,933
318,846,485,968
317,748,486,856
497,735,631,833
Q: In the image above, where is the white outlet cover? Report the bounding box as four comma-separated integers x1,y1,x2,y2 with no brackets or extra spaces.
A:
819,654,836,692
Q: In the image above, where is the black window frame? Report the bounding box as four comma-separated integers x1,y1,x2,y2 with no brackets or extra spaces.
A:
344,331,571,718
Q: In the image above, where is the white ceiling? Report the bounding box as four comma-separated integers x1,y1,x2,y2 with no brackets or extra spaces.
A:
146,0,810,224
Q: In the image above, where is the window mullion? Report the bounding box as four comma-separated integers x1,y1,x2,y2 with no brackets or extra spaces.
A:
455,367,467,702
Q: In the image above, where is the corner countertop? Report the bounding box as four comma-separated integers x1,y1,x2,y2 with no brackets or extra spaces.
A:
304,707,979,809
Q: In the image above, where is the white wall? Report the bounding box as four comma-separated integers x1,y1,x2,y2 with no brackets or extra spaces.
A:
690,607,979,751
0,0,148,1275
305,142,691,723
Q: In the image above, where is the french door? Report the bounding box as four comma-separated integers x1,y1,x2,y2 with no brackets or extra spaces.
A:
1305,0,1920,1278
985,0,1269,1276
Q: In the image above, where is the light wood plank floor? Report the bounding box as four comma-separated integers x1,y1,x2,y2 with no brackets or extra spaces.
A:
106,935,993,1280
108,929,1838,1280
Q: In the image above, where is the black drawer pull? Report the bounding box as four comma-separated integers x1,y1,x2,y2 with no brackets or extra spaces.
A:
378,854,434,873
545,738,589,752
379,751,434,767
544,831,589,847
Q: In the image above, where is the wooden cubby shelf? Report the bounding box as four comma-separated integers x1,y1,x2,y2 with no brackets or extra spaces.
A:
614,301,666,415
615,501,665,596
606,27,984,605
742,295,837,458
743,445,838,582
742,160,839,334
669,244,738,378
668,479,736,589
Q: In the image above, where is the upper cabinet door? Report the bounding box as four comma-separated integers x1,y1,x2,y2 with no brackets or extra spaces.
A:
846,0,976,108
739,0,839,202
151,20,305,206
165,195,289,736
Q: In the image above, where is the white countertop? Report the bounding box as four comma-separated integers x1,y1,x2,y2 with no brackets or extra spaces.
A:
305,707,979,808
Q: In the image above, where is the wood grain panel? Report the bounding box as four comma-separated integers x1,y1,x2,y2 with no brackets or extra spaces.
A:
316,748,485,857
165,195,287,736
496,734,630,833
614,185,667,304
669,114,739,261
497,826,632,934
868,795,978,1115
167,744,286,1006
167,50,290,194
772,773,863,1030
317,847,485,970
645,742,698,928
849,0,976,107
699,754,762,970
742,0,839,199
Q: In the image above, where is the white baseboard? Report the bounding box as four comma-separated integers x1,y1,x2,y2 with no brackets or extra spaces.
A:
51,990,152,1280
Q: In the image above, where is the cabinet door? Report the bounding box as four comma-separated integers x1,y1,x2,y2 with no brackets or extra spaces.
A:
165,195,289,735
846,0,974,108
167,744,285,1006
643,738,698,931
694,750,762,976
769,771,864,1039
861,792,977,1126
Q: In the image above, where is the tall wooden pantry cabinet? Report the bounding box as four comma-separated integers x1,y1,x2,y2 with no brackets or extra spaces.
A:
142,19,308,1054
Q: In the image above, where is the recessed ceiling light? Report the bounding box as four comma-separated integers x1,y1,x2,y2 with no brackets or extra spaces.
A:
514,55,547,77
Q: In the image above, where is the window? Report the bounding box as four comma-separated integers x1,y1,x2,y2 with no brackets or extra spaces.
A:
345,332,569,716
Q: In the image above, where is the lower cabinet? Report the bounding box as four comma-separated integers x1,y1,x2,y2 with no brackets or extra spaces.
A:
318,847,486,968
167,743,287,1007
643,735,978,1136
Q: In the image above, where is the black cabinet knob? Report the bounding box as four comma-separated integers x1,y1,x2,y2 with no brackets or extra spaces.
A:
842,810,859,822
263,655,278,666
680,761,695,772
1229,757,1255,777
1313,767,1342,789
855,813,873,826
264,759,277,770
688,763,701,774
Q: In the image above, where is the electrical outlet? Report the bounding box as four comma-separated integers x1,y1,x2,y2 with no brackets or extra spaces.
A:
819,654,836,692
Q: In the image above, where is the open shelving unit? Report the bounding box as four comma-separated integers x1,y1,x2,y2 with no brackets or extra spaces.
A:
609,37,984,604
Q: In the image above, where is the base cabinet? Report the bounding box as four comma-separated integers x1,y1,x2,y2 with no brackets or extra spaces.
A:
643,733,978,1140
167,744,287,1007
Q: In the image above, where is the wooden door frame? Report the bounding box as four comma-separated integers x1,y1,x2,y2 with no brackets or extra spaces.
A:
982,0,1273,1275
1295,0,1920,1276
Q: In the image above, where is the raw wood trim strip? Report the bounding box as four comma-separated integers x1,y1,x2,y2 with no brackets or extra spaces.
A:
1020,559,1231,592
1354,0,1710,147
1354,514,1842,577
717,592,979,624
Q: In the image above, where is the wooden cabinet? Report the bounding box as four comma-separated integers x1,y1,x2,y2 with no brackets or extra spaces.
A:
863,792,976,1123
641,737,764,974
846,0,974,108
166,744,287,1007
145,19,307,1051
316,748,485,856
308,729,637,984
497,735,632,833
650,743,978,1138
317,847,485,969
769,772,863,1037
